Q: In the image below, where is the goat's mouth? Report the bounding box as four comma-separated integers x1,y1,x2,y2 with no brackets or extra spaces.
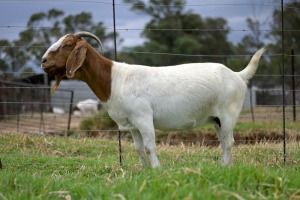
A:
41,64,65,76
41,64,56,74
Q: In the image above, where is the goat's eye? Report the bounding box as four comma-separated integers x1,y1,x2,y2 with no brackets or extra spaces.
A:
63,43,73,48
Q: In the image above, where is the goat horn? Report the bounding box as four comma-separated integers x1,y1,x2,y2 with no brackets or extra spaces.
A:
74,31,103,52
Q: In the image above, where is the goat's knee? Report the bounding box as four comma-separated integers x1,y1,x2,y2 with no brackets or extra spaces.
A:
136,148,147,167
143,139,160,168
134,142,147,167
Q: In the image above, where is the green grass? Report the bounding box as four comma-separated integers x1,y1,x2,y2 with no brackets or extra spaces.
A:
0,134,300,200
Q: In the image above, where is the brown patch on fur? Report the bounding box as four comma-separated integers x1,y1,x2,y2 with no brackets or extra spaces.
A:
75,45,113,102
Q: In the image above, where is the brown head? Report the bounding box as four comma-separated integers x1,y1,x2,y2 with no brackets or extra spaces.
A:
41,32,103,94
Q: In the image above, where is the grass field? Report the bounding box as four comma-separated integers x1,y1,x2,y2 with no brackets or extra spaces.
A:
0,134,299,200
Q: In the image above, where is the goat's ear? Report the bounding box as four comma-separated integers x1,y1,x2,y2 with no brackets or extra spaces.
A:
66,43,87,78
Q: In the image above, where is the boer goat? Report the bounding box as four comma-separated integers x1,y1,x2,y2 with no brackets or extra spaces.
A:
41,31,265,168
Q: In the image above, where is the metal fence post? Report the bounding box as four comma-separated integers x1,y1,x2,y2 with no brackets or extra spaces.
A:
67,90,74,132
281,0,286,163
291,49,296,122
112,0,123,167
16,89,21,132
249,81,255,122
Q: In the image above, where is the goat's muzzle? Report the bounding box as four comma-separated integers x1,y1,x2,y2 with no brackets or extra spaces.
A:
41,61,66,95
41,64,56,75
41,58,61,76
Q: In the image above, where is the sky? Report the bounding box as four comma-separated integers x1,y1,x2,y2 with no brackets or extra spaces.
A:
0,0,277,48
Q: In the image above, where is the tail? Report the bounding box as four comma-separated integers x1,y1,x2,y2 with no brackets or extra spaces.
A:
237,47,266,83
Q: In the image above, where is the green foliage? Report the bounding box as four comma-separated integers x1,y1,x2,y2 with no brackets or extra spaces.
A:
125,0,185,19
65,128,77,137
267,1,300,86
19,67,35,78
121,0,233,65
79,110,117,136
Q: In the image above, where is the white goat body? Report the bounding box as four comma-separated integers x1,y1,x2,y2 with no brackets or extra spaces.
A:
41,32,265,168
105,56,263,167
107,62,244,131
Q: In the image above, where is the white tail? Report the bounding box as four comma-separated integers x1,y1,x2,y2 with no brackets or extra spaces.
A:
237,47,266,82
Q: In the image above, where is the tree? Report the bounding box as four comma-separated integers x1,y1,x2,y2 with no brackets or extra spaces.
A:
121,0,233,66
0,39,28,77
239,18,265,52
267,0,300,85
0,9,121,77
268,1,300,52
229,17,267,74
0,40,12,73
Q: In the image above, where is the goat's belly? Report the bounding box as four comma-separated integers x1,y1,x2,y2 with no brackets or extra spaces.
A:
153,116,208,131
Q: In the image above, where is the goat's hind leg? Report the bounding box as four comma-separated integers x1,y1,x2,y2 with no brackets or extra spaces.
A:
220,130,234,165
130,129,147,167
214,117,235,165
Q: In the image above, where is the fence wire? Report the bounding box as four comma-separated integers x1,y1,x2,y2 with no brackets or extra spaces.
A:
0,1,299,168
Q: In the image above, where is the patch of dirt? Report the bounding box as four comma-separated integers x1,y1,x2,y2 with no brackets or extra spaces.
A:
73,129,300,147
155,130,300,146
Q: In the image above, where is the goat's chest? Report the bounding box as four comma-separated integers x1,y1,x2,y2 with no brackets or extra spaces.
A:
107,108,135,131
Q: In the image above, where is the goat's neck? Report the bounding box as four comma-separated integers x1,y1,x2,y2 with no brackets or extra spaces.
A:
77,48,113,102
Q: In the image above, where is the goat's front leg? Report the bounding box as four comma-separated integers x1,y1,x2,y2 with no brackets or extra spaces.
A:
130,129,147,167
132,117,161,168
143,132,160,168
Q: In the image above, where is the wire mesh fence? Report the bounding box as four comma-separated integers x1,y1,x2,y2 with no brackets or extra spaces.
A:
0,0,299,168
0,80,75,135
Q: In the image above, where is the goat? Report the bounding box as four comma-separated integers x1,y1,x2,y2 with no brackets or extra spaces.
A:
52,107,65,115
73,98,101,116
41,31,265,168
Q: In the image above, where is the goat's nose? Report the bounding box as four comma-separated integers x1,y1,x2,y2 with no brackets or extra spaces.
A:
42,58,47,64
